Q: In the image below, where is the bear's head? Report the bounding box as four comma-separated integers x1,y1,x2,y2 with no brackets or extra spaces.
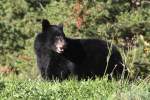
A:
41,19,67,53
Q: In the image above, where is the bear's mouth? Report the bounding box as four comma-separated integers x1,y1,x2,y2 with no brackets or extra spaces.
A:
54,37,67,53
56,46,65,53
55,42,66,53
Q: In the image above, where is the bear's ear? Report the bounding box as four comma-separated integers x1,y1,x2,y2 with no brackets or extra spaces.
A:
42,19,50,32
58,23,63,30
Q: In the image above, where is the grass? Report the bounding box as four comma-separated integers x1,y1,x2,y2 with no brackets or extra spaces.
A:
0,77,150,100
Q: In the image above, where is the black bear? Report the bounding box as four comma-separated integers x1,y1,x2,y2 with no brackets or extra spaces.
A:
34,19,128,80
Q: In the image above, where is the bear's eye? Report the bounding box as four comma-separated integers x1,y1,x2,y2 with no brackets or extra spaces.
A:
55,36,59,39
55,36,62,40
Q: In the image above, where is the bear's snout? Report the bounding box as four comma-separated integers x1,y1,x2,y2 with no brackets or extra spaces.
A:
55,36,67,53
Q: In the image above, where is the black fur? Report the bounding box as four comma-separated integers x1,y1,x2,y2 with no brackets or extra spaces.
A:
34,19,128,80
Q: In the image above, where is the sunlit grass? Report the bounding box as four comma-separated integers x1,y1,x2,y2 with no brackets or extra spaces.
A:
0,77,150,100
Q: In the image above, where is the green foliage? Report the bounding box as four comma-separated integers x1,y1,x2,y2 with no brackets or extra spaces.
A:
25,0,50,10
0,79,150,99
0,0,41,65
